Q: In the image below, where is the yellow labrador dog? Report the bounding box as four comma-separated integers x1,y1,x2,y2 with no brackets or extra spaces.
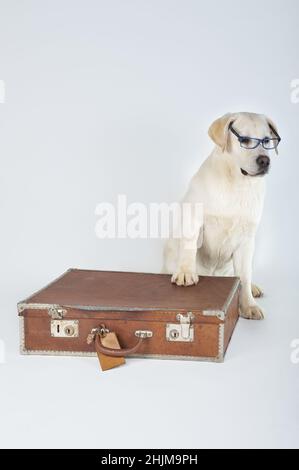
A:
163,112,281,320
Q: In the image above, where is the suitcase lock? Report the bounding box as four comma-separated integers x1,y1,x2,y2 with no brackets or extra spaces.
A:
50,320,79,338
166,312,194,342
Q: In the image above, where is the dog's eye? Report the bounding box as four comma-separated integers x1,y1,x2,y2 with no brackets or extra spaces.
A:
240,137,259,149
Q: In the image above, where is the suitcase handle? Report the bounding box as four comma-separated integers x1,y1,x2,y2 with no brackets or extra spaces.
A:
95,330,152,357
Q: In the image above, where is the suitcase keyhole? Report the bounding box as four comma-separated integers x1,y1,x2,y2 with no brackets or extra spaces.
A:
170,329,180,339
64,326,75,336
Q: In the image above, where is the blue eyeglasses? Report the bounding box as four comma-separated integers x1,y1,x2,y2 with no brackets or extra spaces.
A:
229,123,281,150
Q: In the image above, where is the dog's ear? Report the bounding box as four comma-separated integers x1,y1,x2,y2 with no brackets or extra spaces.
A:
208,113,236,152
266,116,280,155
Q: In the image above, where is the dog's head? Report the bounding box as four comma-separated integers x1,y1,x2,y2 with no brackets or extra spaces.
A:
208,112,281,177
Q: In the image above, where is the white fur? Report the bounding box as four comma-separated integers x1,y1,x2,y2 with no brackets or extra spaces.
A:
163,112,279,320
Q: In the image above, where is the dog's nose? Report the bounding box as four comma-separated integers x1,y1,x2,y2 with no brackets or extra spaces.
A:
256,155,270,169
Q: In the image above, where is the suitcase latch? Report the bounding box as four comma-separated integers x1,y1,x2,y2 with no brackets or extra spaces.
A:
166,312,194,342
48,306,67,319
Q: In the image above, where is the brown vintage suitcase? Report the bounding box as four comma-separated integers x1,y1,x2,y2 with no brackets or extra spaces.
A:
18,269,240,362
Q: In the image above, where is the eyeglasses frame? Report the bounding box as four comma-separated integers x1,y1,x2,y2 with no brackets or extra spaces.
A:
229,122,281,150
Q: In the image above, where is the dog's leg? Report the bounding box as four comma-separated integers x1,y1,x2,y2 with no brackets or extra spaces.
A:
171,240,199,286
162,239,179,274
233,238,264,320
170,198,203,286
171,232,200,286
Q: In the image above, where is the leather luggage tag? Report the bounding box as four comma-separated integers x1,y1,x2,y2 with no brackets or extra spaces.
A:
95,332,126,372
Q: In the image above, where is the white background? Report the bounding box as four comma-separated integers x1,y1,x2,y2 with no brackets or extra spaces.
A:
0,0,298,449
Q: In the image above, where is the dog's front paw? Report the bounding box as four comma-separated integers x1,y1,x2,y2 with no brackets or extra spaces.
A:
171,272,199,286
240,304,264,320
251,284,264,298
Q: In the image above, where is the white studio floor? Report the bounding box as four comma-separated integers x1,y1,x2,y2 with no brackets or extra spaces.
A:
0,270,298,449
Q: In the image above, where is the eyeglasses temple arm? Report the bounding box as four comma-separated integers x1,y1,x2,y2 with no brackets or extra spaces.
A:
228,123,240,139
269,124,281,141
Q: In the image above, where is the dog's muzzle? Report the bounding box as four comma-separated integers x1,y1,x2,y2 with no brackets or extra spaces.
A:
241,155,270,177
